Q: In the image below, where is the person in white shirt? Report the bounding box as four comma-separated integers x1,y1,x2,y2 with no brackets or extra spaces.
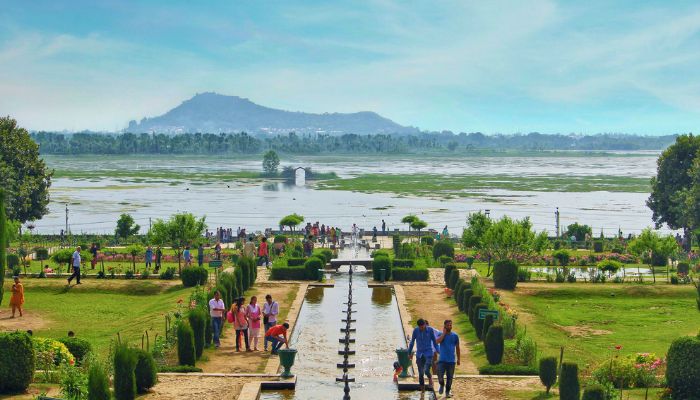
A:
208,291,226,348
67,246,82,285
262,294,279,351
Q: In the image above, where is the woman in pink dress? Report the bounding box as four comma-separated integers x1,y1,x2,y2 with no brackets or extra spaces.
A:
246,296,262,351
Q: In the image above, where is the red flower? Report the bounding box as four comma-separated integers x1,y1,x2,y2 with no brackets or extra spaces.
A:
615,345,622,350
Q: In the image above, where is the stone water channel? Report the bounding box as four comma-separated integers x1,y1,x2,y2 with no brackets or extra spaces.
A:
260,246,428,399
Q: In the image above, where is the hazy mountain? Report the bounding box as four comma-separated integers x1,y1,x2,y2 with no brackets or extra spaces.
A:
127,92,418,135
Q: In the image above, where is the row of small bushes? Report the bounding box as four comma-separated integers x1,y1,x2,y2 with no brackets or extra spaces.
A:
392,259,414,268
270,266,306,280
391,267,429,281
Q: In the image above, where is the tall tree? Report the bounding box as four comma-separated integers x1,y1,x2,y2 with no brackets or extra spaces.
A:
0,117,52,222
115,213,140,243
149,213,206,272
0,189,6,305
262,150,280,175
628,228,679,283
647,134,700,250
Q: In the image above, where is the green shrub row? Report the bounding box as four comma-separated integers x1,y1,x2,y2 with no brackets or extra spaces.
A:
180,266,208,287
392,259,415,268
477,364,538,375
391,267,428,281
444,263,456,287
157,365,203,373
287,258,305,266
270,266,307,280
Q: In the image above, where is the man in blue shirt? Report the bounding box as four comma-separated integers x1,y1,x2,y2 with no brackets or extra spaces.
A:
408,318,438,390
67,246,82,285
436,319,461,398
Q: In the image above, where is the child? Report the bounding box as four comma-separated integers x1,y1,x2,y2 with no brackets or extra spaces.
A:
393,361,403,383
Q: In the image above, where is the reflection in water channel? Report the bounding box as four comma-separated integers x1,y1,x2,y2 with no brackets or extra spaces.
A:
260,271,426,399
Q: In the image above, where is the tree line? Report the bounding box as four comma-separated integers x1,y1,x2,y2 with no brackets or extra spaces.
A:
30,131,677,155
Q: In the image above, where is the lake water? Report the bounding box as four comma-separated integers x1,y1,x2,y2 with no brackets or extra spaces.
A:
35,153,666,236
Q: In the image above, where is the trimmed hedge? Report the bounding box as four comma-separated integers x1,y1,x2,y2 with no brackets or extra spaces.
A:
468,296,483,323
233,267,244,295
592,241,603,253
188,308,207,359
482,314,494,342
559,362,580,400
454,279,465,302
219,272,237,306
287,258,306,267
665,335,700,399
315,248,333,264
392,268,428,281
87,362,111,400
134,349,158,393
177,322,196,366
485,324,504,364
0,332,34,393
493,259,518,290
274,235,288,243
270,266,307,280
444,264,456,286
473,303,488,339
581,385,606,400
461,290,473,313
432,240,455,259
448,268,460,289
478,364,538,375
392,259,415,268
420,236,435,246
180,266,208,287
113,344,137,400
373,255,391,281
58,337,92,364
157,365,203,373
539,356,558,394
304,257,324,280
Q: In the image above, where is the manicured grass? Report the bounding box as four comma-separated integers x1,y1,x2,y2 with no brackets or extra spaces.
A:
501,283,700,371
316,173,650,198
505,388,664,400
1,279,194,356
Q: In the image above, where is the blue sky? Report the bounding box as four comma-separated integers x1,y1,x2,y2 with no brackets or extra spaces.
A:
2,0,700,134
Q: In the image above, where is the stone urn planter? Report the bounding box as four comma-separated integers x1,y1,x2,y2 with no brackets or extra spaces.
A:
278,348,297,378
395,348,411,378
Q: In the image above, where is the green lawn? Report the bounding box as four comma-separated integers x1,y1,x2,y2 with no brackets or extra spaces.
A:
502,283,700,371
1,279,194,356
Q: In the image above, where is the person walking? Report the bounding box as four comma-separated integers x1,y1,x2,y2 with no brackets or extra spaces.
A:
197,243,204,267
145,246,153,269
90,243,98,269
9,276,24,318
231,297,250,352
408,318,438,391
208,290,226,348
244,236,256,259
183,246,192,267
264,322,290,354
372,226,378,242
258,237,269,267
246,296,262,351
262,294,279,351
425,320,441,375
155,246,162,272
382,219,386,235
442,225,449,238
67,246,82,285
214,242,222,260
436,319,461,398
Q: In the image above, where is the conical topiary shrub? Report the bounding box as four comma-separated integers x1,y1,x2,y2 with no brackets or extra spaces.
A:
113,344,137,400
484,324,504,364
538,356,558,394
461,289,473,314
188,308,206,359
482,314,494,342
559,362,580,400
87,362,111,400
177,322,196,367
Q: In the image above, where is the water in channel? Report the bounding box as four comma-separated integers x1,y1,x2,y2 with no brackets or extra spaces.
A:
261,249,426,399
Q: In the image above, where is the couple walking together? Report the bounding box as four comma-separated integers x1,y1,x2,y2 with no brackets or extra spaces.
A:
408,318,461,398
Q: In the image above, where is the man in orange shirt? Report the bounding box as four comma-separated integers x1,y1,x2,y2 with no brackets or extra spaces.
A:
258,236,270,268
265,322,290,354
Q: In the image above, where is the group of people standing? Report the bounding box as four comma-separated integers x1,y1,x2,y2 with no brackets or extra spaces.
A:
407,318,461,398
208,292,289,354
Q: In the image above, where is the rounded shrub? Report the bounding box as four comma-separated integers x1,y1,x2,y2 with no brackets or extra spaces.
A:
304,256,324,280
468,295,482,323
177,322,196,366
538,356,558,394
7,253,19,268
87,362,111,400
35,247,49,261
0,332,34,394
58,337,92,364
581,384,606,400
188,308,207,359
559,362,580,400
444,263,456,286
372,255,391,281
273,235,288,243
432,240,455,260
134,349,158,393
665,335,700,399
482,314,494,342
592,240,604,253
493,259,518,290
180,266,208,287
484,323,504,365
113,344,137,400
317,248,333,264
286,258,306,267
473,303,488,338
448,268,460,289
461,289,473,314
